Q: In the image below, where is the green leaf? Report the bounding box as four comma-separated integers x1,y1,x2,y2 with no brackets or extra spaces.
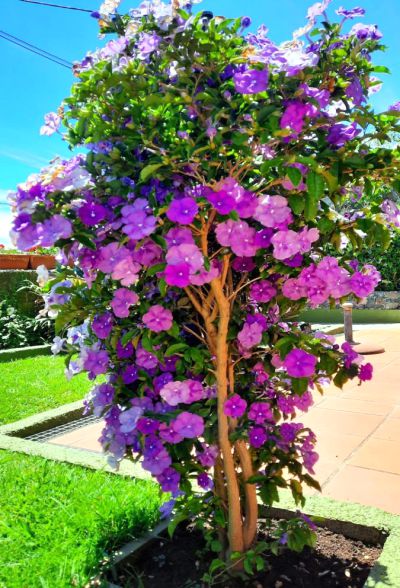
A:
167,512,187,538
74,233,96,250
288,195,305,215
287,166,302,187
165,343,189,356
140,163,163,183
146,263,166,276
305,171,325,221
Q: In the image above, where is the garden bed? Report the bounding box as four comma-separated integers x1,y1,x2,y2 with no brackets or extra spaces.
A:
111,520,382,587
105,496,400,588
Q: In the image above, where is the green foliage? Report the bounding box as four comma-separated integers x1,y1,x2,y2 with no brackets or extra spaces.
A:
353,231,400,291
0,300,54,350
0,451,160,588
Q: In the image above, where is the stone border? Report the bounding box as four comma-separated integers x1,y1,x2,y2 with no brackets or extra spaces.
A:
104,492,400,588
0,401,151,480
0,344,52,362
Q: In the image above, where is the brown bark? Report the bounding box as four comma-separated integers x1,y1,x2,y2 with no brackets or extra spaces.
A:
235,440,258,550
210,274,245,557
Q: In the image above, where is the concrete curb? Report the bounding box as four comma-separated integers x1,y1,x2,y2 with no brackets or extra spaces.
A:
0,344,52,362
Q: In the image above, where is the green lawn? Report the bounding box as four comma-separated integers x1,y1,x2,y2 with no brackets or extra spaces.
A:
0,355,92,425
0,451,161,588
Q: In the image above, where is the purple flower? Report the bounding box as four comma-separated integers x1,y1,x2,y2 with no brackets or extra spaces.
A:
157,467,181,493
122,210,157,239
349,23,382,40
336,6,366,18
137,32,161,59
280,101,313,135
197,472,213,490
284,349,317,378
249,280,277,303
197,444,218,467
137,417,160,434
172,412,205,438
111,288,139,318
119,406,144,433
159,499,175,519
136,347,158,369
78,201,108,226
83,348,109,379
224,394,247,418
299,84,330,109
165,227,194,247
166,197,198,224
159,422,183,444
122,364,139,384
346,77,365,106
233,69,269,94
40,112,61,136
241,16,252,28
143,448,172,475
92,312,113,339
249,426,267,448
205,187,236,215
232,257,256,273
143,305,173,332
41,215,73,247
359,363,373,381
116,339,134,359
248,402,273,424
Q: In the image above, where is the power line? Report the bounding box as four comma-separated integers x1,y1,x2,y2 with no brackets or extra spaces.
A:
0,30,72,67
19,0,94,12
0,30,72,69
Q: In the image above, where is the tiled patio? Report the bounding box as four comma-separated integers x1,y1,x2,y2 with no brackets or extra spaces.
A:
48,325,400,514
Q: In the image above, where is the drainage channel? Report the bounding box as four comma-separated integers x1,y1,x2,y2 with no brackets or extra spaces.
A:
25,414,102,442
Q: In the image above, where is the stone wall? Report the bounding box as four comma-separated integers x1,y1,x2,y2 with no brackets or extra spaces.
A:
348,292,400,310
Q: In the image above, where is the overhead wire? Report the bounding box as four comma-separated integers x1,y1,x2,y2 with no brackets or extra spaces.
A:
19,0,94,12
0,29,72,69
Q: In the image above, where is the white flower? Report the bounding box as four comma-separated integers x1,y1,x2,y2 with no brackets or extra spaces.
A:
51,336,65,355
36,264,50,287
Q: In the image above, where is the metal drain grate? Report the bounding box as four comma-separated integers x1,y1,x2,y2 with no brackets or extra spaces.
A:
26,414,102,442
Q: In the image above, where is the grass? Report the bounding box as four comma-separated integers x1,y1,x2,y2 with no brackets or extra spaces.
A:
0,355,92,425
0,451,161,588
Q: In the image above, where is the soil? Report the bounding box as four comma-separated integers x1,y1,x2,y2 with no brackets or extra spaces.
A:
111,521,383,588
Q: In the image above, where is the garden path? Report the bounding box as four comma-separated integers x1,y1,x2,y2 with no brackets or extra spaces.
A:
48,325,400,514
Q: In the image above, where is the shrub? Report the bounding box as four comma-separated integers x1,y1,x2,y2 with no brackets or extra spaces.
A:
9,0,400,578
0,300,54,349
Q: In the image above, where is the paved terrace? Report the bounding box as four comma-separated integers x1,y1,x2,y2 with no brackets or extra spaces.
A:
48,325,400,515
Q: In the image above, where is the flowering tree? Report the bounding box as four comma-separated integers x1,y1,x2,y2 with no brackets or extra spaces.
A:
10,0,400,576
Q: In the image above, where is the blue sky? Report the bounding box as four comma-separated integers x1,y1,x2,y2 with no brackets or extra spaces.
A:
1,0,400,245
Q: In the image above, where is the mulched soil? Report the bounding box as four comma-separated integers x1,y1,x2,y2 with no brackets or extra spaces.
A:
112,522,383,588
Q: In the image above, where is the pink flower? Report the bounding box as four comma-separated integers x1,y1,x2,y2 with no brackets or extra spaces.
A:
224,394,247,418
254,195,292,228
237,322,263,350
359,363,373,381
271,230,301,260
284,349,317,378
166,244,203,272
164,263,191,287
249,280,277,303
143,305,173,332
160,381,190,406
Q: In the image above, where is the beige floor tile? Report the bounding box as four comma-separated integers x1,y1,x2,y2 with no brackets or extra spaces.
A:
323,465,400,514
349,437,400,475
300,408,384,437
314,432,363,464
317,397,392,416
372,418,400,442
